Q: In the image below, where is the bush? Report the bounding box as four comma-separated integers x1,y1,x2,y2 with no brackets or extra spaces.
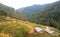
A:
15,25,30,32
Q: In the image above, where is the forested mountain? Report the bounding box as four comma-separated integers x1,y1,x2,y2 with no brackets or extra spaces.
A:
16,4,48,17
0,3,15,17
29,1,60,30
0,3,26,20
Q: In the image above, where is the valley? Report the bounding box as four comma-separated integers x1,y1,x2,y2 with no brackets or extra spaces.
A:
0,0,60,37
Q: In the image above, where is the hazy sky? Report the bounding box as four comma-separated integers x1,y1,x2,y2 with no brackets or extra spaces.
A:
0,0,59,9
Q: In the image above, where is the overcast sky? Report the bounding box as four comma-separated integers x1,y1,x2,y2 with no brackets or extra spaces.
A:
0,0,59,9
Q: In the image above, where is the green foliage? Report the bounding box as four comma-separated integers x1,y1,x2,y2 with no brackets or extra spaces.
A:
0,3,14,16
29,1,60,30
15,25,30,32
0,3,26,20
0,18,6,20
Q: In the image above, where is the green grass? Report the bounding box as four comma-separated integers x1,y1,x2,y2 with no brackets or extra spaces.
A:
15,25,30,32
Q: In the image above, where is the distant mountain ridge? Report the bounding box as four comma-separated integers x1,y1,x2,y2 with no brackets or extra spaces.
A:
16,4,48,17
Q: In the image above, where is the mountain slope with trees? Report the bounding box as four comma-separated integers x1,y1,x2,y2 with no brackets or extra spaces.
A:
29,1,60,30
0,3,26,20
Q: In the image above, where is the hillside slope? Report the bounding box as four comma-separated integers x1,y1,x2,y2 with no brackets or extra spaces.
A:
0,3,27,20
29,1,60,30
0,17,60,37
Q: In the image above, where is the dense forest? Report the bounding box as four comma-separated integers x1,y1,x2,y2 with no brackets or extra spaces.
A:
29,1,60,30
